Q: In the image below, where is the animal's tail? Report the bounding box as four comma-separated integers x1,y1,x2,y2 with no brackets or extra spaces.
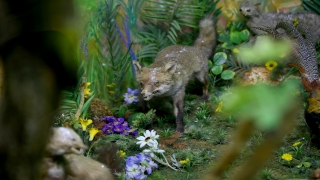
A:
193,17,217,58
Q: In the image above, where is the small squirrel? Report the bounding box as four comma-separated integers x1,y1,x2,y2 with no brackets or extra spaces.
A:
133,17,217,133
240,1,320,43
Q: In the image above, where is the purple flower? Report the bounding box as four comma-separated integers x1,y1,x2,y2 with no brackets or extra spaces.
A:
130,129,138,137
113,124,124,133
102,123,114,135
124,88,139,104
113,117,125,126
125,153,158,179
122,121,129,127
101,116,117,123
121,126,131,136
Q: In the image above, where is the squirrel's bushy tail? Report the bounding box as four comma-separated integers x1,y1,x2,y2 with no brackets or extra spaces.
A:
194,17,217,58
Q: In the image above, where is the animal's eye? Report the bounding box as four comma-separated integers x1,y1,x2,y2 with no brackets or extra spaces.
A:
247,9,251,12
139,82,144,87
154,82,160,86
240,9,242,12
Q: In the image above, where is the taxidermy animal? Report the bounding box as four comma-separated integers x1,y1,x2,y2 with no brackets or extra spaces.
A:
252,22,320,138
41,127,115,180
133,17,216,133
240,1,320,43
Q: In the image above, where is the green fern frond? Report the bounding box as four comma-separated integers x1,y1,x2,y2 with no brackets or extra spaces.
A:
142,0,203,28
302,0,320,14
226,57,251,82
136,24,173,62
118,0,145,29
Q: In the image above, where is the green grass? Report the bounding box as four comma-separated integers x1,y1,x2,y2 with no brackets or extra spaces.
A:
112,87,320,180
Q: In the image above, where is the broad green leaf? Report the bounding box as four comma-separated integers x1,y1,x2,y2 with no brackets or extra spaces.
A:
221,70,235,80
230,31,242,44
222,79,301,130
208,60,213,69
218,33,230,42
211,65,223,75
213,52,227,65
303,162,311,168
240,29,250,41
221,42,234,50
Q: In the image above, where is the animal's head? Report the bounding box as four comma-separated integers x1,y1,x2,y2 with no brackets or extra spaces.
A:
133,60,177,101
239,1,261,17
46,127,88,155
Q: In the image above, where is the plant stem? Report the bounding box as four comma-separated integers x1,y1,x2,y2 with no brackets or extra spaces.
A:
75,77,86,120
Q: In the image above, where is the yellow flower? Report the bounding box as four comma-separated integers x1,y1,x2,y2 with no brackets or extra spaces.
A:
293,142,302,147
293,18,299,26
117,150,126,158
215,101,223,113
265,61,278,71
88,128,100,141
179,158,190,165
281,153,293,161
232,48,240,54
106,83,116,89
84,82,92,98
79,118,93,131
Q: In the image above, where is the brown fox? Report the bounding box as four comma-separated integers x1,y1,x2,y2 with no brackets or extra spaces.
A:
133,17,216,133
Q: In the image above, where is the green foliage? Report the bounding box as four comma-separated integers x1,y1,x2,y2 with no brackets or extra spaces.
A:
226,56,251,82
80,0,133,106
209,52,235,86
260,168,275,180
136,24,173,64
302,0,320,15
130,109,156,129
217,21,249,50
211,127,227,145
118,0,145,30
238,36,291,63
141,0,220,44
141,0,220,28
222,78,301,131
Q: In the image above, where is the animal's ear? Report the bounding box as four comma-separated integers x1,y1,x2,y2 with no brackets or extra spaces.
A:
254,3,261,7
164,61,177,74
133,60,142,74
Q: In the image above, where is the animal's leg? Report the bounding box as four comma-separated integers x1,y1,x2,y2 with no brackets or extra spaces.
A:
172,90,185,133
195,71,209,101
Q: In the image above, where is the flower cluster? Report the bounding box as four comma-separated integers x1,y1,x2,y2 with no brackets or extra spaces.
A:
123,88,139,104
101,116,138,137
125,153,158,180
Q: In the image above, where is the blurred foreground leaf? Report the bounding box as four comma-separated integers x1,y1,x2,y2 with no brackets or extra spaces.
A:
222,78,302,130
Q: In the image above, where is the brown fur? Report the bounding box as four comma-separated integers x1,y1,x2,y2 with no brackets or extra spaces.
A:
133,18,216,133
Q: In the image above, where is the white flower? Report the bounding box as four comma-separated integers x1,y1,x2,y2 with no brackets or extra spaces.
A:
142,140,165,157
136,130,159,148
